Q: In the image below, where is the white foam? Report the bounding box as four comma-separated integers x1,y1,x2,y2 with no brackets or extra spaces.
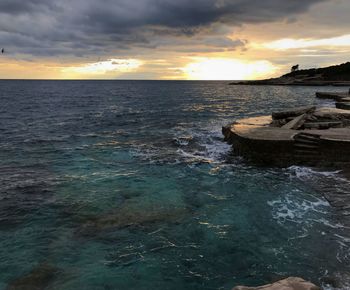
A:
174,124,232,164
131,122,232,165
288,166,341,179
268,193,330,226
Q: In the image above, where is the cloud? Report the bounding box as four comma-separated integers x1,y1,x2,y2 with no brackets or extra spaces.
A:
0,0,327,58
263,34,350,50
182,57,277,80
61,58,142,78
0,0,58,15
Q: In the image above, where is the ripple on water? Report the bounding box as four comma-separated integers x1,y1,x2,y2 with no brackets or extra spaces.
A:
1,81,350,289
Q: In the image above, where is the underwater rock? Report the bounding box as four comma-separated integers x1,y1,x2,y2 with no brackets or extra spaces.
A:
232,277,320,290
6,263,59,290
0,166,55,229
78,203,188,236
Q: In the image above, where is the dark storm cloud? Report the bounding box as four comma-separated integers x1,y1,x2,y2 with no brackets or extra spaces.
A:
81,0,326,31
0,0,59,14
0,0,327,57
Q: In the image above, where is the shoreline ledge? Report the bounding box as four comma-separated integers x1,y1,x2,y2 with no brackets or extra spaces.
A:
222,91,350,166
230,80,350,86
230,62,350,86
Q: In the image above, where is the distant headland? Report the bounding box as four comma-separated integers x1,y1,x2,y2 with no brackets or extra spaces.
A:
231,62,350,86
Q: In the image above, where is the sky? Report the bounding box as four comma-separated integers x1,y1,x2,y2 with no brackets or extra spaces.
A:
0,0,349,80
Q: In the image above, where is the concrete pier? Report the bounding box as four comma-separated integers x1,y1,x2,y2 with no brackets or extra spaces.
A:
222,107,350,166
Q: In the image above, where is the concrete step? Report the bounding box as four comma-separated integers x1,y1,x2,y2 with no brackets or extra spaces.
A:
294,149,319,156
304,121,343,129
296,132,321,138
293,138,319,145
294,135,320,143
294,143,319,149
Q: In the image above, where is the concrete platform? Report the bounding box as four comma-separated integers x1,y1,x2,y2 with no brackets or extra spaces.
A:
224,116,296,141
226,116,350,142
222,110,350,166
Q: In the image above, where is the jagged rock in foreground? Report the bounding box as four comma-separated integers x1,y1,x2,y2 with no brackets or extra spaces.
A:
232,277,320,290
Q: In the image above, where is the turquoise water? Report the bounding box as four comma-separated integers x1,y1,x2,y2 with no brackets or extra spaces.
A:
0,80,349,289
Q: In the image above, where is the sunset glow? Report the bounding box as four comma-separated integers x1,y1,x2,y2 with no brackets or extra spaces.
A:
182,59,277,80
263,34,350,51
0,0,349,79
62,59,143,78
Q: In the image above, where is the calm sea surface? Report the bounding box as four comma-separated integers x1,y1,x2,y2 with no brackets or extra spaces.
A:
0,80,349,289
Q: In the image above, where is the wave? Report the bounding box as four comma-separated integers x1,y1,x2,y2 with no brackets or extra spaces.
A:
287,166,343,179
268,192,330,226
131,122,232,166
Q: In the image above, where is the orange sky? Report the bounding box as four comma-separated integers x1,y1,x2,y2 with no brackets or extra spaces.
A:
0,0,349,80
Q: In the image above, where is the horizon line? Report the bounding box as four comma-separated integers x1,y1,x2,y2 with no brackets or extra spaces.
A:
0,79,242,81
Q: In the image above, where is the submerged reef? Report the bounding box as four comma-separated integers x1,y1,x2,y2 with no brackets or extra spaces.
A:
77,201,188,236
6,263,59,290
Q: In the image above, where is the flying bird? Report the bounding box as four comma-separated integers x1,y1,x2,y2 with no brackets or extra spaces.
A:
1,48,4,54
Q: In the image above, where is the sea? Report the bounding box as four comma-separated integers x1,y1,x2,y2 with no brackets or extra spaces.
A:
0,80,350,290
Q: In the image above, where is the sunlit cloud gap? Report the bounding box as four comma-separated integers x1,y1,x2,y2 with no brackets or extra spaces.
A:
182,58,277,80
62,59,142,75
262,34,350,51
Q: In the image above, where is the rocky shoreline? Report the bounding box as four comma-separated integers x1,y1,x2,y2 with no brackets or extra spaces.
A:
230,79,350,86
230,62,350,86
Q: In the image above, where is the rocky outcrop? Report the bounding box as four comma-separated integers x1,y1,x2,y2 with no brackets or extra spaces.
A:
232,277,320,290
316,91,350,101
272,106,316,120
230,62,350,86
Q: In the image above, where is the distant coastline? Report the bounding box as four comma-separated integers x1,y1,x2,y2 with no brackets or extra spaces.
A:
231,61,350,86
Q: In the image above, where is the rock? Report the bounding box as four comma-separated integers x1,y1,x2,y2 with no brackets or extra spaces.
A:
232,277,320,290
272,106,316,120
314,107,350,120
316,92,349,101
336,102,350,110
78,203,188,236
6,263,59,290
340,97,350,102
282,114,307,130
303,121,343,129
223,124,234,141
270,119,286,127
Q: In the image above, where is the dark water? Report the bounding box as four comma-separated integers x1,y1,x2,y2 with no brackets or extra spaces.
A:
0,80,349,290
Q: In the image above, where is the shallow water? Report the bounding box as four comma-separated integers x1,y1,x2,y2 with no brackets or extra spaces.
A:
0,80,349,289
